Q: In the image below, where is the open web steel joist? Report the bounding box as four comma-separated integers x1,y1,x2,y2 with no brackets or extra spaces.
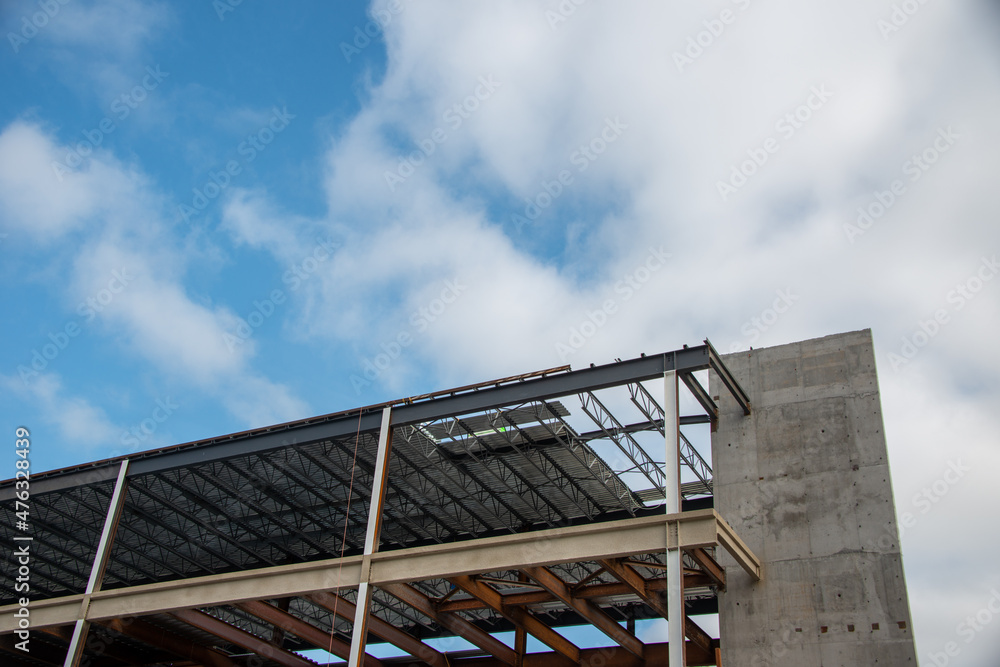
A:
1,340,757,667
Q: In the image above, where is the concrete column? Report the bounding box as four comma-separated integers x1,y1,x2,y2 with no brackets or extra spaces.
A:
664,371,684,667
348,407,394,667
64,460,130,667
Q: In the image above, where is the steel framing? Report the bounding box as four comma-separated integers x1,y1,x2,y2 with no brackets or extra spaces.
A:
1,341,755,667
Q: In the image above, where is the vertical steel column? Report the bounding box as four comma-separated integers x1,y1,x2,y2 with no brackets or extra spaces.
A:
664,372,685,667
64,460,130,667
348,407,393,667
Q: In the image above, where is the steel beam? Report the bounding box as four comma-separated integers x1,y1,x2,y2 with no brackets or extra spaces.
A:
449,575,579,663
679,371,718,429
98,617,237,667
64,460,129,667
706,339,751,415
380,583,517,666
0,511,759,633
664,369,684,667
437,574,712,612
597,558,714,658
685,548,726,591
7,346,723,492
521,565,644,658
308,591,449,667
236,600,384,667
170,608,314,667
349,406,394,667
344,641,715,667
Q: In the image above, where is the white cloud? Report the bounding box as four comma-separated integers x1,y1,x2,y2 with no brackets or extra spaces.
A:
0,121,309,428
215,2,1000,662
2,373,118,448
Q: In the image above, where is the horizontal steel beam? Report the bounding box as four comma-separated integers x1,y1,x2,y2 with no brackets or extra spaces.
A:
0,510,758,634
5,346,721,489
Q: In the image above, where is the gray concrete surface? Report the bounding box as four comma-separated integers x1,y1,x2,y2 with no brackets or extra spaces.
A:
711,330,918,665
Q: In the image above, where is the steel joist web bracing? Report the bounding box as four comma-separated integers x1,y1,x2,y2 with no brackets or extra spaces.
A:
0,340,758,667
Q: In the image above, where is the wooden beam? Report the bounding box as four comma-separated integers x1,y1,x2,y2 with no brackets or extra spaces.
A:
685,548,726,591
379,583,516,666
449,575,579,663
236,600,384,667
170,608,314,667
98,617,236,667
597,558,714,657
308,591,449,667
521,566,644,659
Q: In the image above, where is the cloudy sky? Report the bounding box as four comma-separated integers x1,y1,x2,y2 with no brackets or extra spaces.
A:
2,0,999,663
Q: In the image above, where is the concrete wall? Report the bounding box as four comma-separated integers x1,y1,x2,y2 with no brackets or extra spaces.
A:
711,330,918,665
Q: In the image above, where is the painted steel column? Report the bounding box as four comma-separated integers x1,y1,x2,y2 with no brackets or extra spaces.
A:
348,407,393,667
64,460,129,667
664,371,684,667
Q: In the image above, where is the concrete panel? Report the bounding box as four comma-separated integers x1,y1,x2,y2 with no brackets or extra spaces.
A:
713,330,917,665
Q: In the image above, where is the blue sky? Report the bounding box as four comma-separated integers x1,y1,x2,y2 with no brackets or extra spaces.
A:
2,0,1000,664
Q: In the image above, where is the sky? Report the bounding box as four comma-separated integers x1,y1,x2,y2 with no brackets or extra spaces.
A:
1,0,999,664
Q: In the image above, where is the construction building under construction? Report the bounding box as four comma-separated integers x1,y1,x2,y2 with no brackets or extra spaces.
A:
0,330,918,665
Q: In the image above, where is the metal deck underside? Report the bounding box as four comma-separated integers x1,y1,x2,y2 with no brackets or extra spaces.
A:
0,341,754,667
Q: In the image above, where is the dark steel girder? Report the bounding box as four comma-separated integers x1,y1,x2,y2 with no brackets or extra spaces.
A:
3,344,737,495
